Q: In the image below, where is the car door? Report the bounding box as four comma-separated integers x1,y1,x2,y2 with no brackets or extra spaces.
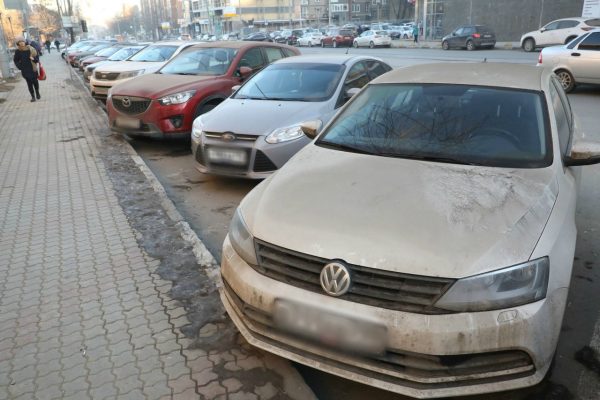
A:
538,21,560,46
336,61,371,108
461,26,475,46
569,32,600,83
237,47,267,79
449,27,464,47
359,31,371,46
557,20,581,44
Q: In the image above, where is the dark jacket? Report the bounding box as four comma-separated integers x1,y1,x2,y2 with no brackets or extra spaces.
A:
29,40,43,55
13,46,39,80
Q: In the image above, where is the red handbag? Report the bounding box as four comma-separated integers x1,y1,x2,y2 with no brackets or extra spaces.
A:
38,63,46,80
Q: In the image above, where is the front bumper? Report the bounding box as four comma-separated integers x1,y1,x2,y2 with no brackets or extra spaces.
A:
220,236,567,398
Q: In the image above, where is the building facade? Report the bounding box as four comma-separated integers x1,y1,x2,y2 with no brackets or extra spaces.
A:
414,0,587,41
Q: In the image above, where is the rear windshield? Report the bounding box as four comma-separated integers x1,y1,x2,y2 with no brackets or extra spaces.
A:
585,19,600,27
475,26,493,33
159,47,237,76
129,45,178,62
234,63,344,102
317,84,552,168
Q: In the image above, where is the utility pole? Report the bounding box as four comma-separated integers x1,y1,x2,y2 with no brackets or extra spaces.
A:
0,12,12,80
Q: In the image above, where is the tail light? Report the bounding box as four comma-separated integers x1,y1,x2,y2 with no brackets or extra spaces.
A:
472,33,481,38
538,52,542,64
581,27,594,31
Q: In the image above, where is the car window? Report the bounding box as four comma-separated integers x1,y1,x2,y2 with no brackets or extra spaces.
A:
160,47,237,75
558,20,579,29
239,47,265,71
318,84,552,168
282,48,297,57
234,63,344,102
454,28,464,35
365,60,391,79
578,32,600,50
549,80,572,156
344,61,369,92
584,18,600,27
463,27,475,35
567,33,589,49
129,45,178,62
264,47,284,63
96,47,120,57
543,21,560,31
109,46,144,61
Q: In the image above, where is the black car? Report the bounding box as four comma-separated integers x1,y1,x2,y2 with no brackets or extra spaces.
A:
441,25,496,50
243,32,272,42
274,29,304,45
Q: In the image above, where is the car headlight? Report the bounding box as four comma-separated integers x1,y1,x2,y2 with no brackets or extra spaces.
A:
266,121,320,144
435,257,549,312
229,209,258,265
191,118,203,139
119,69,145,79
158,90,197,106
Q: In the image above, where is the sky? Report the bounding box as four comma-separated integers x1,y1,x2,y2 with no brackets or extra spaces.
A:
78,0,139,27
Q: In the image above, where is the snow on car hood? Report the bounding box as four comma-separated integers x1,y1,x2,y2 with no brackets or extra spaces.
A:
241,144,558,279
94,60,166,74
201,98,334,136
109,73,215,98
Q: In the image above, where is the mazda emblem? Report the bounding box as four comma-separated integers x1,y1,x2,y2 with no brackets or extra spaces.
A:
320,262,351,297
222,132,236,141
122,97,131,108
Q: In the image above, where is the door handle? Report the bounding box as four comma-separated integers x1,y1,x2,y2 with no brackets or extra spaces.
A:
571,52,581,56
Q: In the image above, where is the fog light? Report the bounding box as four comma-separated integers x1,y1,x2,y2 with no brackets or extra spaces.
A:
170,115,184,128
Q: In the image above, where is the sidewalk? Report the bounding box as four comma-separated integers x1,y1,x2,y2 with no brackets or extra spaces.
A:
0,54,314,399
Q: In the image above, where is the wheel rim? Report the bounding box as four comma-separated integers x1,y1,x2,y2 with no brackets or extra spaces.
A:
442,41,448,50
557,72,572,90
467,41,473,50
354,41,358,48
525,40,533,51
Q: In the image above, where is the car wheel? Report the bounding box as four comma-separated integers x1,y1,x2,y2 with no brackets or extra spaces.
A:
442,40,449,50
466,40,475,51
556,70,575,93
523,38,535,52
353,41,358,48
565,35,577,45
333,40,337,48
194,102,219,119
369,41,375,49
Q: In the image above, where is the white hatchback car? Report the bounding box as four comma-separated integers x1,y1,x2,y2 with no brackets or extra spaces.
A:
89,41,194,100
220,63,600,398
521,17,600,52
353,30,392,48
297,32,324,47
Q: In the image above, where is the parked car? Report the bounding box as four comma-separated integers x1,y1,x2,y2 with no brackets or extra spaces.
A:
83,45,147,83
62,40,94,59
521,17,600,52
79,43,139,71
321,29,355,48
107,42,300,139
353,30,391,48
538,29,600,92
191,55,391,178
90,41,194,100
219,62,600,397
442,25,496,50
65,41,110,65
275,29,304,45
297,32,324,47
243,32,272,42
71,42,115,68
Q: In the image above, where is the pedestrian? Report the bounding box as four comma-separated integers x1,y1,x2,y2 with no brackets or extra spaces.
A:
54,39,60,51
13,38,41,102
412,24,419,44
44,39,52,53
29,38,43,56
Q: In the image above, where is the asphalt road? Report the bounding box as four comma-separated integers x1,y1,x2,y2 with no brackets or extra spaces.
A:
128,47,600,400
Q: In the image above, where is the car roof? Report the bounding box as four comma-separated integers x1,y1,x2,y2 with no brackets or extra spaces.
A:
187,41,293,50
549,17,589,22
274,54,383,65
372,63,548,91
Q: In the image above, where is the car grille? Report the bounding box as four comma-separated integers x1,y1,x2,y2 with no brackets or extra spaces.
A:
254,240,455,314
94,71,120,80
203,131,257,142
253,150,277,172
112,96,151,115
223,281,535,387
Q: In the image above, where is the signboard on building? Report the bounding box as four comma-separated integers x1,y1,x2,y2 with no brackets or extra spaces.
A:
61,16,73,28
223,6,237,17
161,22,171,30
582,0,600,18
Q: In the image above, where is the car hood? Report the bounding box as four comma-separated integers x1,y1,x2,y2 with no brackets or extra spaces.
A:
95,60,166,74
241,145,558,279
83,56,107,64
110,73,216,98
87,60,111,71
201,98,334,135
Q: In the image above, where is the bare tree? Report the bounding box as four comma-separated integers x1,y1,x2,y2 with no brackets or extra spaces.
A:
30,5,61,37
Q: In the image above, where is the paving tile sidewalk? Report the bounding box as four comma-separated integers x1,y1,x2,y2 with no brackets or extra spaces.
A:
0,54,314,399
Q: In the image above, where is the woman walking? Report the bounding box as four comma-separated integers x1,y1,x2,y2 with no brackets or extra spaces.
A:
13,38,41,102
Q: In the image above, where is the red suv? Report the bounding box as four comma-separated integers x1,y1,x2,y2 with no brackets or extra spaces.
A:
107,42,300,139
321,29,355,48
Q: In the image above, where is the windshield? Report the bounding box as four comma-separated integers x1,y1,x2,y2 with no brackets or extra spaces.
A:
88,44,110,52
317,84,552,168
234,63,344,102
108,46,144,61
129,45,178,62
95,47,120,57
160,47,237,75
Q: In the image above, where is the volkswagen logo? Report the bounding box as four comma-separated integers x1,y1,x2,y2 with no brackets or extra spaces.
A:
320,262,351,297
121,97,131,108
222,132,236,142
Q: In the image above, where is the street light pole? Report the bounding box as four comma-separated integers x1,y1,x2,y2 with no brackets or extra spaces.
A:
0,12,12,80
328,0,331,25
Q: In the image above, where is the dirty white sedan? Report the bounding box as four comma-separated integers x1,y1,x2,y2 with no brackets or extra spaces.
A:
219,63,600,398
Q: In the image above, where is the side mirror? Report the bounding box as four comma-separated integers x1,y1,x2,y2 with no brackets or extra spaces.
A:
564,140,600,166
345,87,361,100
237,66,253,80
300,120,323,139
540,28,546,33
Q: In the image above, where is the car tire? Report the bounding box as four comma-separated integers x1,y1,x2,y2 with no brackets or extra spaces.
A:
555,69,575,93
333,40,337,48
523,38,535,52
194,102,219,119
369,41,375,49
442,40,449,50
466,40,475,51
353,41,358,48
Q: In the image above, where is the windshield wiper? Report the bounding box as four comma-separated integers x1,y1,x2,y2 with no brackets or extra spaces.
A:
174,72,196,75
317,140,377,155
380,153,476,166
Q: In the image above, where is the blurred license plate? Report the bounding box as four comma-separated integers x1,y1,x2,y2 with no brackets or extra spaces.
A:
273,299,387,356
484,34,492,38
115,117,140,129
94,87,108,94
207,148,247,165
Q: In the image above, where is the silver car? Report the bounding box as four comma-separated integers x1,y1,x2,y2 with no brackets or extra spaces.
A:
191,55,392,179
538,29,600,92
220,63,600,397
